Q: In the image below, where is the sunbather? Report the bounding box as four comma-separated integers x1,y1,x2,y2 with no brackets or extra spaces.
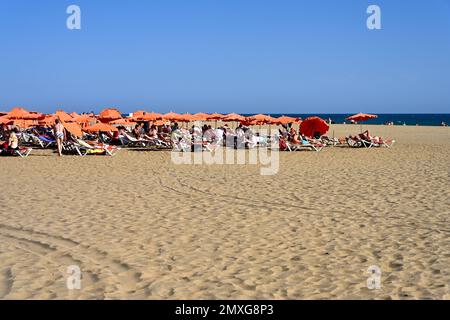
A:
148,125,158,139
8,128,19,150
133,124,144,139
54,119,65,156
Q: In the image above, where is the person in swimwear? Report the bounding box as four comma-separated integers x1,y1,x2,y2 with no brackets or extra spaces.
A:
54,118,65,157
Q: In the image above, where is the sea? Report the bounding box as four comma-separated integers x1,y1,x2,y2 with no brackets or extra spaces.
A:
251,114,450,127
122,113,450,127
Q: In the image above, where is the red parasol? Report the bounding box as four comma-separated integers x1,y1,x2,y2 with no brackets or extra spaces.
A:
299,116,329,138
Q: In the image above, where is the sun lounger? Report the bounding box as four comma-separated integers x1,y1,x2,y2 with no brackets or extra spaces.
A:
320,136,340,146
121,132,156,148
15,147,33,157
347,136,395,148
370,138,396,148
76,139,120,156
143,134,172,149
0,147,32,157
63,140,119,156
286,140,324,152
36,135,56,148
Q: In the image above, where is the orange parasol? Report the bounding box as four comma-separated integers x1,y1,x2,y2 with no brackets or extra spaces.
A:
162,112,183,122
346,113,378,132
346,113,378,122
133,112,162,122
6,107,36,120
240,119,260,126
55,110,74,122
206,113,224,121
98,108,122,122
84,122,118,133
176,114,196,123
73,114,95,124
132,110,146,118
38,115,57,126
109,118,136,126
246,114,272,124
222,113,246,122
62,121,83,137
299,116,329,138
271,115,297,125
0,116,13,125
12,120,36,128
70,112,79,118
192,113,209,121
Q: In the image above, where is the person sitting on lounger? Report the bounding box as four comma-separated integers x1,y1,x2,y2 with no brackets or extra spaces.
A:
8,128,19,150
288,128,302,144
133,124,143,139
291,132,301,145
148,125,158,139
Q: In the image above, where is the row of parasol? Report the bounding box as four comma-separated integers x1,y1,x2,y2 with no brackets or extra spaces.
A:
1,107,378,137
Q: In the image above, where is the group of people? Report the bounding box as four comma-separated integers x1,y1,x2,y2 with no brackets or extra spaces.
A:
0,119,66,156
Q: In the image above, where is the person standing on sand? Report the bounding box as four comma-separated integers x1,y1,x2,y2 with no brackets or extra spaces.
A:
54,119,65,157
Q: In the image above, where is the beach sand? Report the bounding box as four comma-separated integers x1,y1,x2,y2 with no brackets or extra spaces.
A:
0,124,449,300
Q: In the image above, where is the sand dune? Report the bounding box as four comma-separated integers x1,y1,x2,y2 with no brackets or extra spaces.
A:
0,124,449,299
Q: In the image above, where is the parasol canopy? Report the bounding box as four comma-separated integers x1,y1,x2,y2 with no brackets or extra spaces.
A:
300,116,329,138
271,115,298,125
133,112,162,122
38,115,57,126
206,113,224,121
98,108,122,122
109,118,136,126
5,107,43,120
62,121,83,137
73,114,96,127
84,122,118,133
177,114,197,123
346,113,378,123
162,112,183,122
192,113,210,121
0,116,13,125
222,113,246,122
55,110,74,122
246,114,272,124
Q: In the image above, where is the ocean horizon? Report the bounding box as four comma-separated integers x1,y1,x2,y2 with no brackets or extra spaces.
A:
247,113,450,126
118,113,449,127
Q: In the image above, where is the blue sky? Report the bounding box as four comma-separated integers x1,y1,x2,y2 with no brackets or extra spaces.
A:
0,0,449,114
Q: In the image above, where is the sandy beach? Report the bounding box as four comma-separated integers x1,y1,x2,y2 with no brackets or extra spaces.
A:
0,124,449,300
